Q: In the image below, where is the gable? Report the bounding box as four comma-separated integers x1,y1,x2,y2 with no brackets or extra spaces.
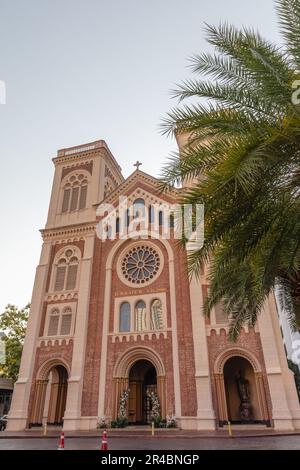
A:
95,170,179,208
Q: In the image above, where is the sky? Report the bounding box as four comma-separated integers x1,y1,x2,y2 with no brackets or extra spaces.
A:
0,0,281,312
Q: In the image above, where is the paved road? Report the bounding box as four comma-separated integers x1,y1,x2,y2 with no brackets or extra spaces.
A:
0,436,300,450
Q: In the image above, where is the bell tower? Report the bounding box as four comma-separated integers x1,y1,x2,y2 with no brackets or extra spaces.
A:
7,139,124,432
46,139,124,229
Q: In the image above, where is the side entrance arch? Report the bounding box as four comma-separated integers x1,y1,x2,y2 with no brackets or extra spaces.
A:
29,360,69,427
213,349,271,427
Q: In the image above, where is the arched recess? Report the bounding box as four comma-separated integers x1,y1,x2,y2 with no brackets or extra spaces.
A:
213,348,271,427
29,359,70,427
112,346,166,421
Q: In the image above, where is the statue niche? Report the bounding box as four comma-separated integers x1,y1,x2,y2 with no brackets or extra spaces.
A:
236,369,253,422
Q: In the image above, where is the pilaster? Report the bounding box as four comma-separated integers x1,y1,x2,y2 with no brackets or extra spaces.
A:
63,235,95,430
7,242,52,431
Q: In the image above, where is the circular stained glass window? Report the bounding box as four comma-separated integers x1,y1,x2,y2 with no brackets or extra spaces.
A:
121,245,160,284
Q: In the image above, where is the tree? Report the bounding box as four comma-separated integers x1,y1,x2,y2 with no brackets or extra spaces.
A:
161,0,300,339
0,304,29,382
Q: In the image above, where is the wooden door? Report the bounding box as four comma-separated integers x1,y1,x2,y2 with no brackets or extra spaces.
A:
128,381,143,423
128,382,137,423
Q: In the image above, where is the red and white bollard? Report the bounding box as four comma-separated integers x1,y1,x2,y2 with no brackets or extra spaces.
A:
57,431,65,450
100,428,108,451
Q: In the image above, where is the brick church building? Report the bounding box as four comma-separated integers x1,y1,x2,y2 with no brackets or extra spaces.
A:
7,138,300,431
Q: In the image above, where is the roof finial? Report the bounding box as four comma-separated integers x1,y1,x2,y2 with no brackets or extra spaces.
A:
134,160,142,171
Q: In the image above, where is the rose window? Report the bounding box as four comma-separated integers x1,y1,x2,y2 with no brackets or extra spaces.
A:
121,245,160,284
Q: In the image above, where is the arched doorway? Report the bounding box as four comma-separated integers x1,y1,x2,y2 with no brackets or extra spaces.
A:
128,360,157,424
213,349,270,427
46,365,68,425
29,363,68,427
112,346,166,422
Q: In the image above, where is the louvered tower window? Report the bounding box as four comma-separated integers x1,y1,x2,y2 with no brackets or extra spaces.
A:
46,307,73,337
60,308,72,335
48,309,60,336
61,173,88,213
53,248,79,292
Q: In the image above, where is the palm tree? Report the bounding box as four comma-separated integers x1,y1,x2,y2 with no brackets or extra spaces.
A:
161,0,300,340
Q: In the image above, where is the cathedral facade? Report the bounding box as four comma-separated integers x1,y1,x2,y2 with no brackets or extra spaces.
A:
7,139,300,431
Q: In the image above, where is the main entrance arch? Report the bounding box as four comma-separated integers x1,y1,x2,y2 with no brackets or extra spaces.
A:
29,361,69,427
112,347,166,422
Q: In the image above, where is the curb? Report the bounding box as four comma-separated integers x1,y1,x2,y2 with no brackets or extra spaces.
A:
1,431,300,439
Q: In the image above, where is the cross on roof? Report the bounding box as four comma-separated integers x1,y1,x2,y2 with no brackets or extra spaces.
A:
134,160,142,171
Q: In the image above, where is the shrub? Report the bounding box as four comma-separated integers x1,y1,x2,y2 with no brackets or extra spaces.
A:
97,417,108,429
166,414,177,428
110,417,128,428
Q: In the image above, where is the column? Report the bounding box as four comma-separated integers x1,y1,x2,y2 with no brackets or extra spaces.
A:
255,372,270,424
30,380,48,425
47,381,59,424
214,374,228,425
98,264,113,418
112,379,119,420
42,378,52,424
168,257,182,419
188,276,216,430
157,375,166,419
257,295,300,430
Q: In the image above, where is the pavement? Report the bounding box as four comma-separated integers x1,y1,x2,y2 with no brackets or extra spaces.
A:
1,426,300,439
1,426,300,450
1,435,300,450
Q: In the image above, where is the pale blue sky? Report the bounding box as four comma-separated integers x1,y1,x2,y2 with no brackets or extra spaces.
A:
0,0,280,311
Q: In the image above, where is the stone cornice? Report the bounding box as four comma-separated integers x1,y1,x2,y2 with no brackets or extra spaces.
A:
40,222,96,241
53,149,102,166
52,140,123,180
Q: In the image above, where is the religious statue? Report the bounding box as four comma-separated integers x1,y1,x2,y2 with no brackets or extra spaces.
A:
236,370,250,402
236,370,252,422
150,299,164,330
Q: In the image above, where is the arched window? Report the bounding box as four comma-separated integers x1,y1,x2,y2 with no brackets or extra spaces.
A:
79,183,88,210
159,210,164,226
125,208,130,227
61,173,88,213
53,248,79,292
116,217,120,234
48,309,60,336
135,300,147,331
148,205,154,224
61,185,71,213
65,256,78,290
46,306,73,336
150,299,164,330
119,302,131,332
54,258,67,291
133,198,145,218
169,213,175,229
60,307,72,335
